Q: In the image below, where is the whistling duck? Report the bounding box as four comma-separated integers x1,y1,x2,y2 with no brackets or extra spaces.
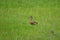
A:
30,16,38,25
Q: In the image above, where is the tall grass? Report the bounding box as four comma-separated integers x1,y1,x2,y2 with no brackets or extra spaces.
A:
0,0,60,40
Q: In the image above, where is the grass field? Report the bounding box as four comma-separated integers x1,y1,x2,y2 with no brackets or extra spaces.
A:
0,0,60,40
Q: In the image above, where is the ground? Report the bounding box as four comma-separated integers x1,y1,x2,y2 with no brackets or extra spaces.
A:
0,0,60,40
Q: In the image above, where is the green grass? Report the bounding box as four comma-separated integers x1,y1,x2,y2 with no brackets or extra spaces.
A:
0,0,60,40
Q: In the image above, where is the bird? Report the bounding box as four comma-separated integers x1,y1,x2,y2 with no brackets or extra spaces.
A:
29,16,38,25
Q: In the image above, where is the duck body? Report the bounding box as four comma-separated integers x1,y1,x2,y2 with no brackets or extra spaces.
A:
30,20,38,25
30,16,38,25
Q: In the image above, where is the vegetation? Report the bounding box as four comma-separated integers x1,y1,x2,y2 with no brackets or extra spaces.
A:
0,0,60,40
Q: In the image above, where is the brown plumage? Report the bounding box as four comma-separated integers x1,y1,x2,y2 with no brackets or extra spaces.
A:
30,16,38,25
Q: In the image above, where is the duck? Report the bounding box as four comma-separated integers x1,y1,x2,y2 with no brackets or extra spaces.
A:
30,16,38,25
